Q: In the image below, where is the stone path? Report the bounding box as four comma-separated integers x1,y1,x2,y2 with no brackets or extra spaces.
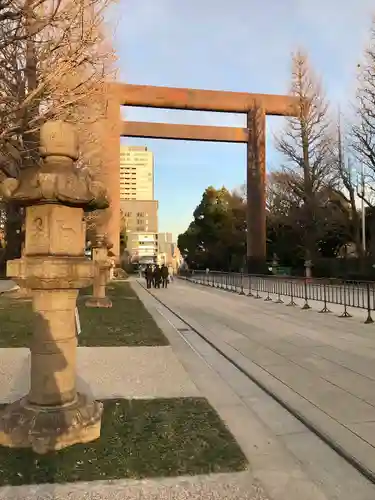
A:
135,278,375,500
133,281,333,500
0,472,266,500
0,280,18,294
0,346,200,402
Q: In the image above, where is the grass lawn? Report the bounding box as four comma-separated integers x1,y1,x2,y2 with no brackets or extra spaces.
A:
0,281,168,348
0,397,248,486
78,282,168,347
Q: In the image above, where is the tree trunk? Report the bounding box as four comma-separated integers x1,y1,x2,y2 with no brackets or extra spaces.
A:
348,188,363,258
301,124,316,270
4,204,23,265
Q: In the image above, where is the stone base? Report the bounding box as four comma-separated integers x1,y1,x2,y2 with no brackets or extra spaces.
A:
85,296,112,308
0,393,103,454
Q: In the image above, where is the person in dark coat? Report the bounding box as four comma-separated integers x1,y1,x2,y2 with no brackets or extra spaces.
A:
161,264,169,288
153,265,161,288
145,264,153,289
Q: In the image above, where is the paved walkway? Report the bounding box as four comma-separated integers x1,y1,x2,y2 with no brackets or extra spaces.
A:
0,472,266,500
0,280,17,294
191,273,375,321
143,278,375,490
0,346,200,402
134,281,331,500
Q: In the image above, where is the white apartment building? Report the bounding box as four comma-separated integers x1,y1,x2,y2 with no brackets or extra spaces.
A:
120,146,154,201
130,233,158,264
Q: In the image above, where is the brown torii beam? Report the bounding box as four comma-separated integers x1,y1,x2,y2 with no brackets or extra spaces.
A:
122,121,249,143
112,82,296,116
105,83,298,273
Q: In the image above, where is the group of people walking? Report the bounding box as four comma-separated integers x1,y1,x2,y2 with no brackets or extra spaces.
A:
144,264,171,289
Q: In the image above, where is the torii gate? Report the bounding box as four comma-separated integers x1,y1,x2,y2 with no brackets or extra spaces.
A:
101,82,298,273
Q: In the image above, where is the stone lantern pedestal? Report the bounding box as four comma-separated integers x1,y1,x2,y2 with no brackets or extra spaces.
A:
85,235,112,308
304,259,312,279
0,120,109,454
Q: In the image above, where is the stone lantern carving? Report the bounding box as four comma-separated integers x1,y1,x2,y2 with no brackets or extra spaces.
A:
0,120,109,454
85,233,113,308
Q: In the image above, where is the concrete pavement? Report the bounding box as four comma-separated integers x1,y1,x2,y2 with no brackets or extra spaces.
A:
133,280,331,500
0,280,17,294
0,472,267,500
0,346,200,402
136,278,375,500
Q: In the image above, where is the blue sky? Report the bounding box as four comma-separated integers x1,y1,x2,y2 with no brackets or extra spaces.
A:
106,0,374,240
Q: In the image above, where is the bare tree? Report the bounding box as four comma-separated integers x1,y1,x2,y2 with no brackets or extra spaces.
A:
0,0,117,259
351,19,375,208
0,0,116,173
275,50,336,267
334,113,364,257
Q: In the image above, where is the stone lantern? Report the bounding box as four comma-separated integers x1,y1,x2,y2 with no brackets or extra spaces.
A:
0,120,109,454
85,233,113,308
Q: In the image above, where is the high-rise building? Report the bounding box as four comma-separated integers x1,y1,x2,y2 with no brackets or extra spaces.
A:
120,146,154,201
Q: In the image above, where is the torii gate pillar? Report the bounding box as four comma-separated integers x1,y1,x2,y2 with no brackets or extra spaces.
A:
99,86,121,260
246,105,267,274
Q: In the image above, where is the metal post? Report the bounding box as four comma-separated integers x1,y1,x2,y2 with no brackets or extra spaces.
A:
264,279,272,301
301,277,311,310
339,279,352,318
247,275,254,297
254,277,261,299
287,280,297,306
275,278,284,304
364,282,374,324
239,273,245,295
319,282,331,313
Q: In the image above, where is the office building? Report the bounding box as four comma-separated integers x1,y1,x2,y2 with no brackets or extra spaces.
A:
120,200,158,264
120,146,154,201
